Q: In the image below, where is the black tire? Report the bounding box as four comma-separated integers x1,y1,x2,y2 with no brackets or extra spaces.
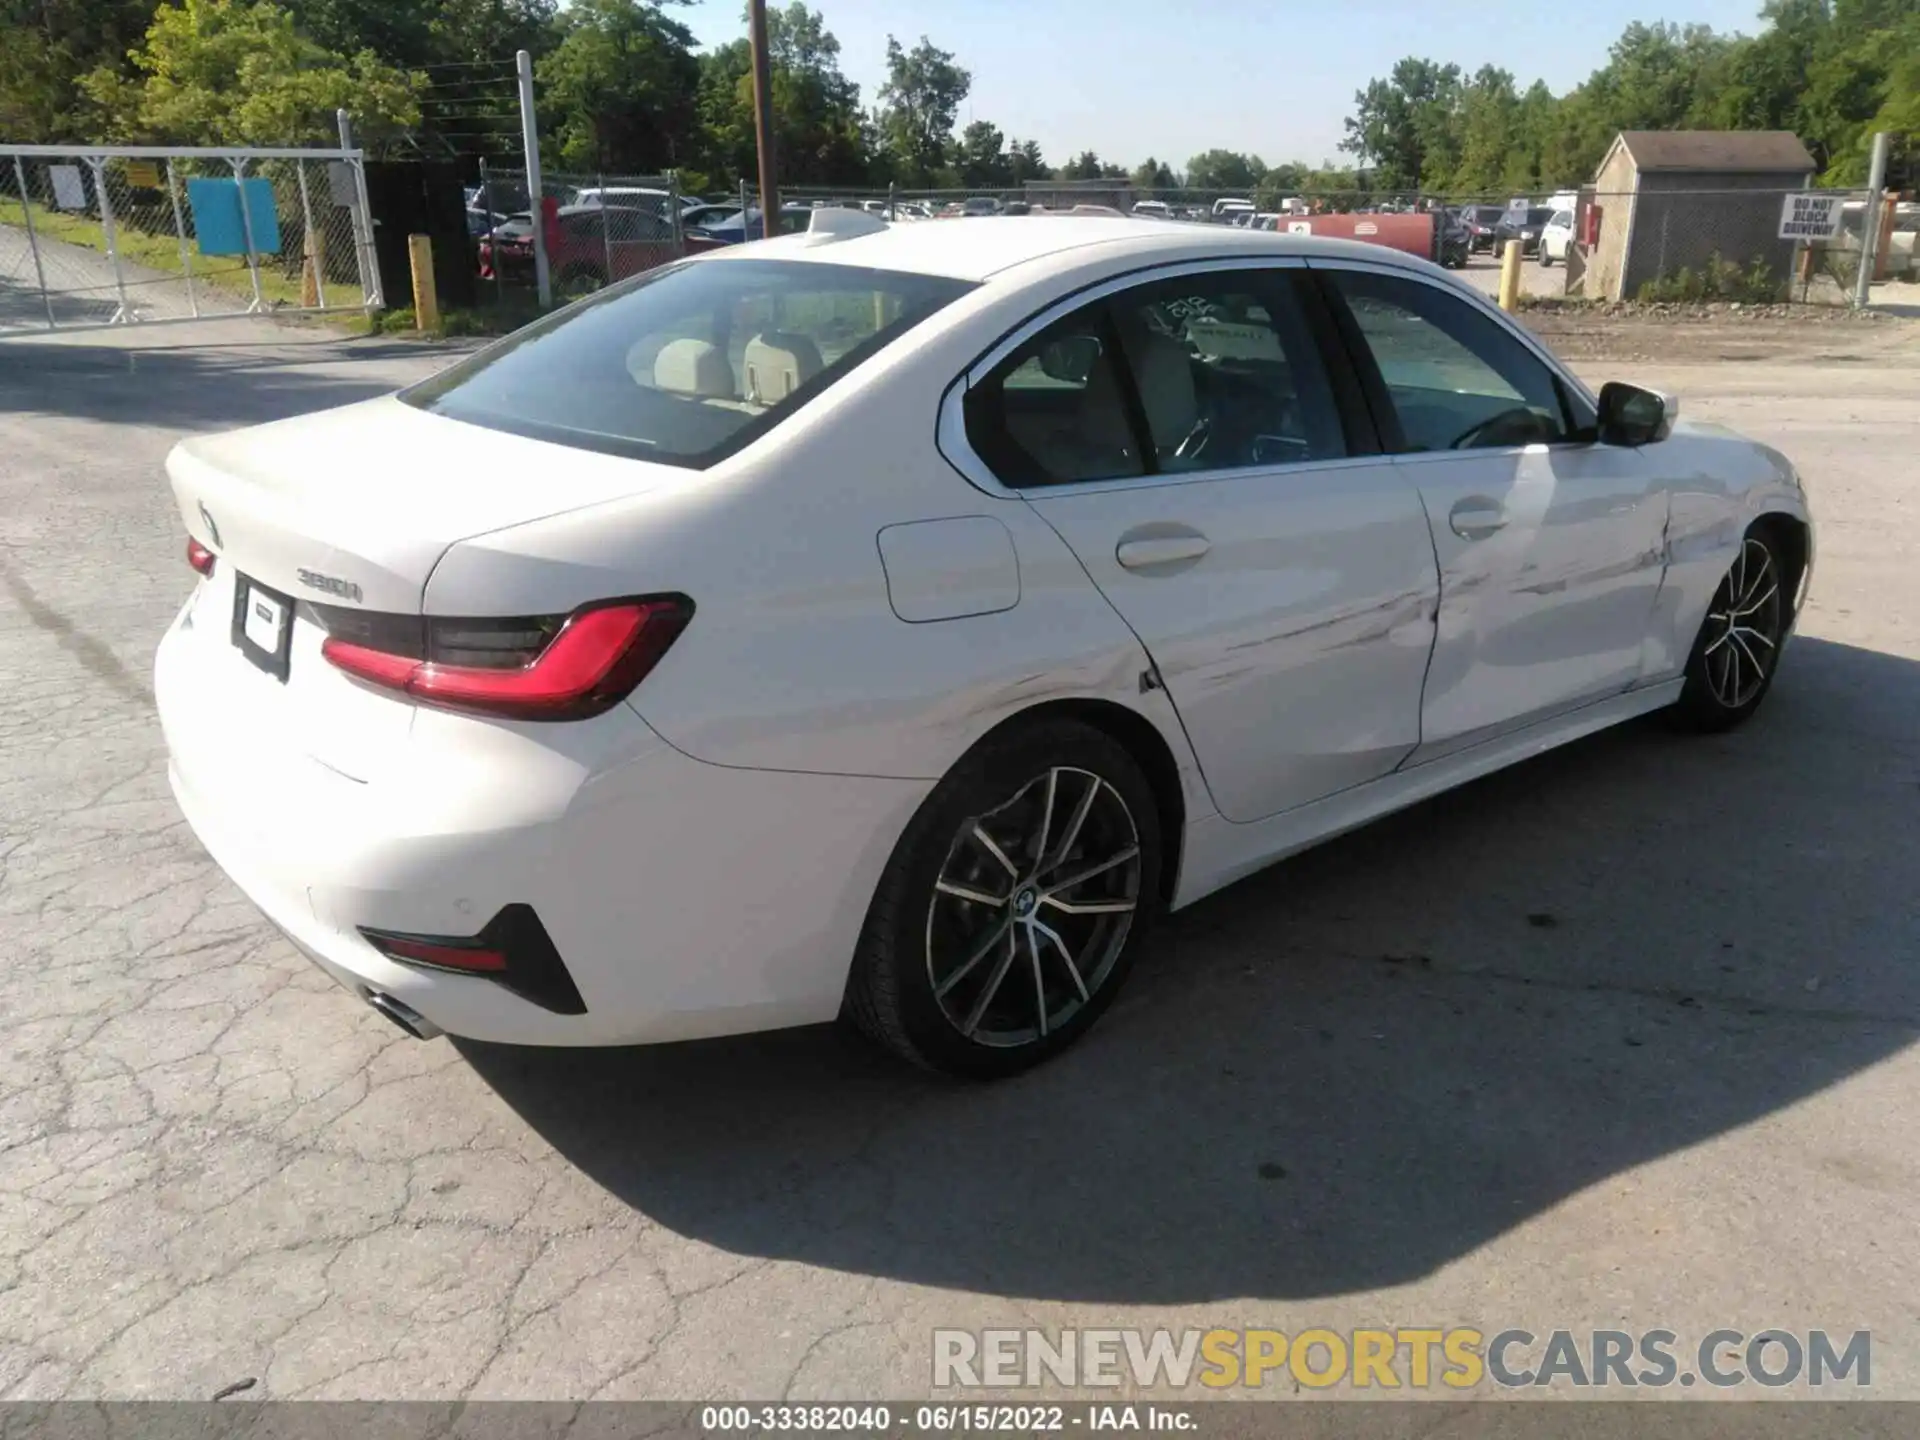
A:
844,719,1163,1079
1540,249,1554,268
1670,524,1792,732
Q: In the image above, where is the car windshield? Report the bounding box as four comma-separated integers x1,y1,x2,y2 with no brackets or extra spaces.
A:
1526,208,1553,225
401,258,974,468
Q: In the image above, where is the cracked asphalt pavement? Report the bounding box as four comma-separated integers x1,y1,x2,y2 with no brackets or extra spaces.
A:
1,318,1917,1402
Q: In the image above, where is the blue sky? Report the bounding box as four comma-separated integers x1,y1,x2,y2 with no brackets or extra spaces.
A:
678,0,1770,166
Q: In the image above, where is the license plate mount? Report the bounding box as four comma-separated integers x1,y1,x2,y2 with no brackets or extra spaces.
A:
232,573,295,682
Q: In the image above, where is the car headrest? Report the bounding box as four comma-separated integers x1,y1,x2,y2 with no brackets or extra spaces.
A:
1128,331,1199,453
652,338,734,398
743,331,824,404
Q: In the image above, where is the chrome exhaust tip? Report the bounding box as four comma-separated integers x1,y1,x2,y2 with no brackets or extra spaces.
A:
363,990,443,1041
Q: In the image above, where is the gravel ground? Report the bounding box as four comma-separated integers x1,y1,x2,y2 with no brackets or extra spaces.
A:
1,315,1918,1402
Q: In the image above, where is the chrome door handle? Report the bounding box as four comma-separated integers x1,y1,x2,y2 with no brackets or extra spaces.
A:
1116,534,1211,569
1449,499,1508,540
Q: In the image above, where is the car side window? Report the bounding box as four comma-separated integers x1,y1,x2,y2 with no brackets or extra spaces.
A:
965,269,1345,489
965,309,1145,487
1107,272,1346,472
1325,269,1572,452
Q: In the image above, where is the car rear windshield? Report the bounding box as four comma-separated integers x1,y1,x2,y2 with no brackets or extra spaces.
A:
401,258,974,468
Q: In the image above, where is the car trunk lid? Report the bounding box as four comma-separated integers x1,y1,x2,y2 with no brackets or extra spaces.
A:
168,395,689,781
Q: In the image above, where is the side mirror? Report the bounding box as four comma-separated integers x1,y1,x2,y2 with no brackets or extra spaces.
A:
1597,381,1676,446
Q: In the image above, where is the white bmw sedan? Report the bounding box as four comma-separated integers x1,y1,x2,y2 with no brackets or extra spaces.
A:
156,215,1812,1077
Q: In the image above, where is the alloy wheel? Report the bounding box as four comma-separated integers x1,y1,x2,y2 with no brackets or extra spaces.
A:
924,767,1142,1049
1701,536,1782,709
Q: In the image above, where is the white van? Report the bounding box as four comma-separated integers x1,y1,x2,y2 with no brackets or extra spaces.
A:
1131,200,1171,219
1211,198,1255,220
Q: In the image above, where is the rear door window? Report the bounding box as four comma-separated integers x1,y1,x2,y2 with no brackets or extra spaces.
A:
402,259,972,468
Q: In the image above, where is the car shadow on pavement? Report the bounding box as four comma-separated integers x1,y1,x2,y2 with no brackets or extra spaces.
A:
0,335,444,430
465,633,1919,1304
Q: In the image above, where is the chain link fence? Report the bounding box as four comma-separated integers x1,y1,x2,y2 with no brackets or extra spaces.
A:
1,146,380,334
436,163,1918,319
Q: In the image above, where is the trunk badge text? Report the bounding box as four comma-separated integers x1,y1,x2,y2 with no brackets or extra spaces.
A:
297,569,364,602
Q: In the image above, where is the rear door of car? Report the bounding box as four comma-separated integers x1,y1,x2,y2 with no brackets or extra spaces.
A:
944,258,1441,824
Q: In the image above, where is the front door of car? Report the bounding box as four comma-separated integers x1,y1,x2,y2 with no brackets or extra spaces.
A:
1314,264,1670,762
955,262,1440,823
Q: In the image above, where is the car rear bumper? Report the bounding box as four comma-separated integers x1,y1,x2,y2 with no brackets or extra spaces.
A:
156,603,930,1046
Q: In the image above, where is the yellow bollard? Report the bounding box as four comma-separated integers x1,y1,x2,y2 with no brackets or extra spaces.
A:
407,233,440,332
1497,239,1523,312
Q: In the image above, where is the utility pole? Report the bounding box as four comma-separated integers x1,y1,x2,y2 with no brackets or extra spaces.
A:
1852,131,1890,310
516,48,550,306
747,0,779,230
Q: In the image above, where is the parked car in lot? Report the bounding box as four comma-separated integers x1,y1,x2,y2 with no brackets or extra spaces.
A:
1540,208,1575,266
677,202,739,232
680,204,812,252
478,204,676,294
159,217,1812,1077
1458,204,1505,253
1495,206,1555,256
465,205,511,238
567,185,684,219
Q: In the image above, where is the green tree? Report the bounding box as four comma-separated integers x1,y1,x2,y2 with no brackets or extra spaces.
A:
1183,148,1266,190
1007,137,1047,183
1059,149,1104,180
696,3,868,186
1341,58,1461,191
955,119,1011,186
80,0,421,144
0,0,155,140
1448,66,1519,195
536,0,699,171
876,34,969,185
1129,156,1178,194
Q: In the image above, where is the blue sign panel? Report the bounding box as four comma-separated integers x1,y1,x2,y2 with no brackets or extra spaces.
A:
185,177,282,256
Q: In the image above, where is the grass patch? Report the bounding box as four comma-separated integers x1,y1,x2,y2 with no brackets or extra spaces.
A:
1635,253,1788,305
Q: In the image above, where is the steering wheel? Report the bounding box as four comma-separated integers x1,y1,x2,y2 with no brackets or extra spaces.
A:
1449,406,1550,450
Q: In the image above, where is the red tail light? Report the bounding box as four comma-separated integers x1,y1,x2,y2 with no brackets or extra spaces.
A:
321,595,691,721
365,935,508,972
186,538,216,576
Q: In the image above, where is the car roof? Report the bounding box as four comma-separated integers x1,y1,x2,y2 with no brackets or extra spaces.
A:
706,216,1435,284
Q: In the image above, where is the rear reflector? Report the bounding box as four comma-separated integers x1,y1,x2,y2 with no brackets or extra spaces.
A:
321,595,691,721
364,935,508,972
360,904,587,1014
186,538,216,576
